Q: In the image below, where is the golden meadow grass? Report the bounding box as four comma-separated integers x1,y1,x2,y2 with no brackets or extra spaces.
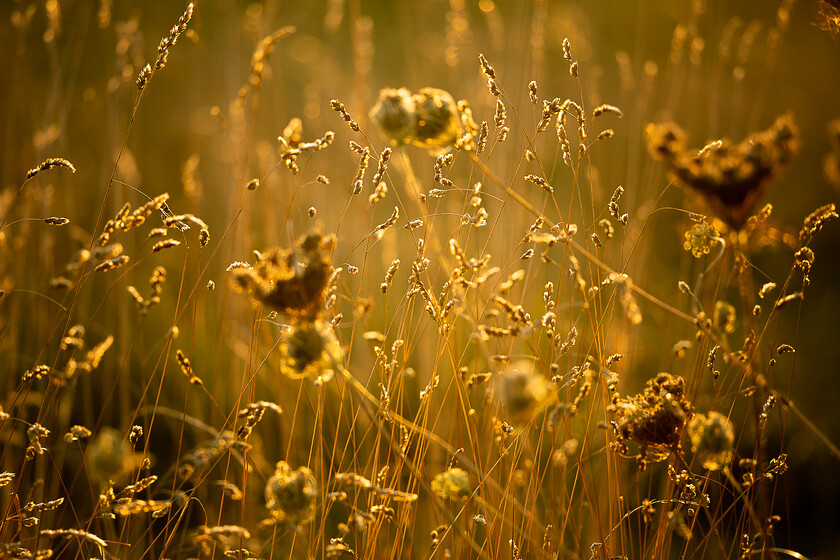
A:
2,1,840,559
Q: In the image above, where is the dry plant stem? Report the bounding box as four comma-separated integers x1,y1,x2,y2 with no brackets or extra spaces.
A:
692,235,727,317
721,467,765,542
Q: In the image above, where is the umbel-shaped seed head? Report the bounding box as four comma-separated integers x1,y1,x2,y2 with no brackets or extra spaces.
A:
608,372,694,464
278,320,342,383
370,87,466,155
646,115,799,229
688,411,735,471
265,461,317,525
87,427,141,486
409,88,463,153
497,360,553,426
431,467,471,499
369,88,416,145
229,230,336,322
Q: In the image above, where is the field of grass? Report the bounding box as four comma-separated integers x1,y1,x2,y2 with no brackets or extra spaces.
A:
2,1,840,559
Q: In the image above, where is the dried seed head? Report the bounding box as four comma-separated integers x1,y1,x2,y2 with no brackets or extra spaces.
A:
688,412,735,470
608,372,693,463
152,3,195,72
329,99,360,132
431,468,471,499
799,203,837,244
478,53,496,79
64,425,92,443
524,174,553,193
476,121,489,154
647,115,799,229
683,221,720,258
129,425,143,445
152,239,181,253
87,427,139,485
26,157,76,180
278,320,342,383
265,461,318,525
410,88,463,153
562,38,572,61
593,104,623,119
497,360,553,425
229,230,335,321
494,99,507,129
370,88,416,145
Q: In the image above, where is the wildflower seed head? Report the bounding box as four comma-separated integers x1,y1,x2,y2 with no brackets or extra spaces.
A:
431,467,471,499
370,88,416,145
683,221,720,258
230,230,335,321
278,320,342,383
817,0,840,36
647,115,799,229
265,461,317,525
409,88,463,154
497,360,553,425
87,427,139,486
688,411,735,470
609,372,693,462
713,301,737,334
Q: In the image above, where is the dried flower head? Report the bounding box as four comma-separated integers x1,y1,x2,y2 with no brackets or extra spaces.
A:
409,88,463,154
647,115,799,229
609,373,693,464
265,461,317,525
87,427,140,486
431,467,471,499
683,220,720,258
817,0,840,36
688,411,735,470
799,203,837,245
369,88,416,145
230,230,335,321
497,360,553,425
713,301,737,334
371,87,466,155
278,320,342,383
25,157,76,180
